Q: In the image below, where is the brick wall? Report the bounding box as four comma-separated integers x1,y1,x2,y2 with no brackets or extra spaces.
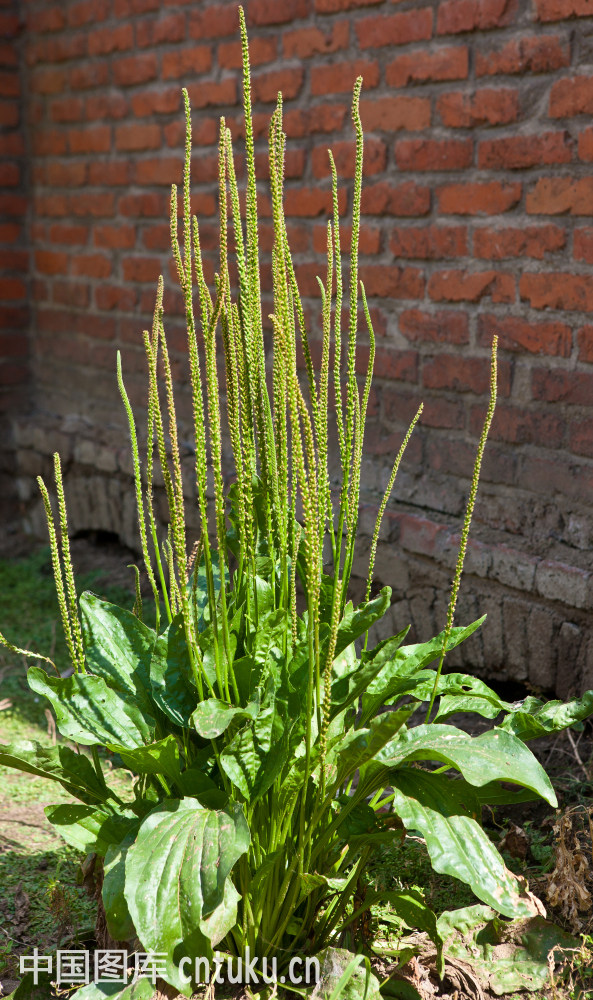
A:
1,0,30,521
8,0,593,694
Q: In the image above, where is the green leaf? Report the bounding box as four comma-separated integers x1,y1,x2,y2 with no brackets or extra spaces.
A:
106,735,182,783
191,698,258,739
124,798,249,993
103,829,139,942
331,709,413,785
44,804,136,856
347,888,442,974
150,613,199,727
80,592,157,721
390,769,540,918
0,740,110,804
3,972,55,999
499,690,593,742
330,628,410,724
333,589,391,660
314,948,381,1000
432,673,514,723
437,904,580,995
70,979,154,999
380,724,557,807
27,666,155,748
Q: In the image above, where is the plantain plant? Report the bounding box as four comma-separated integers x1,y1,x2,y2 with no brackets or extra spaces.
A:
2,9,593,998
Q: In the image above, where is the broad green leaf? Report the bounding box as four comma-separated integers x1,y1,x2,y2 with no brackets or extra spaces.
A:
314,948,381,1000
191,697,258,739
499,690,593,742
70,979,154,999
27,667,155,748
150,613,199,726
0,740,110,804
360,619,486,725
220,711,289,803
80,592,157,720
45,804,136,856
333,589,391,660
187,549,226,634
103,828,139,942
331,628,410,723
124,798,249,993
332,708,413,785
390,768,539,918
380,724,557,807
176,766,227,809
106,735,182,783
432,673,513,723
3,972,55,999
437,904,579,995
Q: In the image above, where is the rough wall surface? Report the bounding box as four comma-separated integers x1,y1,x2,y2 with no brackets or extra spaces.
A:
6,0,593,694
1,0,30,520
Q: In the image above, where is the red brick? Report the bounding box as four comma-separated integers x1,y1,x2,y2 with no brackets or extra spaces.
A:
361,346,418,382
33,193,67,217
70,192,116,217
476,34,570,76
94,225,136,250
49,224,88,246
311,59,379,97
391,225,467,259
550,76,593,117
358,264,424,299
574,228,593,263
164,117,218,148
30,67,67,97
31,129,67,156
142,223,171,251
218,37,277,69
115,123,161,152
399,309,470,344
387,46,468,87
114,0,161,12
28,6,64,32
429,269,515,303
356,10,434,51
570,420,593,458
88,23,133,57
316,0,382,10
578,127,593,161
50,96,83,123
284,187,347,217
578,326,593,362
532,367,593,404
1,134,23,156
520,272,593,311
0,223,21,243
71,253,111,279
68,126,111,155
477,315,572,356
162,46,212,80
0,248,27,270
535,0,593,22
70,63,109,90
478,132,572,169
395,137,473,171
360,96,431,132
114,54,158,87
0,100,18,127
132,90,180,117
312,137,385,178
189,5,240,39
68,0,110,26
88,162,130,186
0,42,18,69
283,103,347,137
95,284,138,311
474,225,566,259
438,181,521,214
249,0,309,23
53,280,89,308
119,192,166,217
136,12,185,46
253,67,304,103
471,404,565,447
0,70,19,98
134,157,183,186
313,222,379,255
185,79,237,110
0,162,19,186
526,177,593,215
361,181,431,216
122,256,162,283
85,94,129,120
437,0,518,34
423,354,499,393
35,250,68,276
282,22,349,59
437,88,518,127
46,162,87,187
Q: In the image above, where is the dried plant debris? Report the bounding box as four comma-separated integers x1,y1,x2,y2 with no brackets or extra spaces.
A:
546,805,593,932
